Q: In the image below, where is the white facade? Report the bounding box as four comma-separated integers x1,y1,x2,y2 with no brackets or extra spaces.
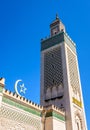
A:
0,78,65,130
0,16,87,130
40,17,87,130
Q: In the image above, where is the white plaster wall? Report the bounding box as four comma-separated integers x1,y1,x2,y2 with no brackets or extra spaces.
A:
45,117,66,130
53,118,66,130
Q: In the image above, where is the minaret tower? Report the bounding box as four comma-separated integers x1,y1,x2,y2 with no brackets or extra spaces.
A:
40,15,87,130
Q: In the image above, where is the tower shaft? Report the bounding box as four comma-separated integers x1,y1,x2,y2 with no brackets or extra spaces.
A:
40,16,87,130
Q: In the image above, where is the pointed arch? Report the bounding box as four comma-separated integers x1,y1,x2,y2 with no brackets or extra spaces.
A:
75,111,83,130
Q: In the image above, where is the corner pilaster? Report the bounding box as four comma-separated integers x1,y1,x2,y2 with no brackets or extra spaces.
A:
0,78,5,107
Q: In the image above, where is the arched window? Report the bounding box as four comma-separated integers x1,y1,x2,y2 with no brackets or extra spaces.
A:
77,122,79,130
75,115,82,130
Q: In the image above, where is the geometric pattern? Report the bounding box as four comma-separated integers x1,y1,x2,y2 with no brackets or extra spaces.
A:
0,104,41,130
44,46,63,90
67,47,80,95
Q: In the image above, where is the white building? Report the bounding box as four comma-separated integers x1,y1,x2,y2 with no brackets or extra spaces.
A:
0,16,87,130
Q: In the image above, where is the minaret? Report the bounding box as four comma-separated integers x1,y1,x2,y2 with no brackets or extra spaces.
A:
40,15,87,130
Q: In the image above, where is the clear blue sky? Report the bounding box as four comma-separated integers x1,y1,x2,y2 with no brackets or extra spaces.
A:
0,0,90,129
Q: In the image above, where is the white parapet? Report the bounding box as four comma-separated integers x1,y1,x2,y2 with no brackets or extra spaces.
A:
0,78,5,86
0,78,5,107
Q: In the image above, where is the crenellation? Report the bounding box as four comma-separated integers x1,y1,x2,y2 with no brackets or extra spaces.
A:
23,97,25,101
5,89,8,92
29,100,32,103
44,104,65,117
0,78,5,87
9,91,11,94
26,99,28,102
2,88,43,112
0,15,87,130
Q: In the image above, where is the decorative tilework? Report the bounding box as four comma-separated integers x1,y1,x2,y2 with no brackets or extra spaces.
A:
72,97,82,108
46,111,65,121
41,32,64,51
41,31,76,53
44,46,63,89
0,105,41,130
2,97,41,117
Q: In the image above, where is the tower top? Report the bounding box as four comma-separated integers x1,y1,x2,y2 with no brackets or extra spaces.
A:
56,13,59,19
50,15,65,36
